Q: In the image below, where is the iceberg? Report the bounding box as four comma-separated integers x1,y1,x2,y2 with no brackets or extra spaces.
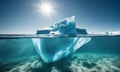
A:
50,16,76,34
32,16,91,63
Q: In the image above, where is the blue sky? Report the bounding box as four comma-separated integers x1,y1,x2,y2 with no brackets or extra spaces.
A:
0,0,120,34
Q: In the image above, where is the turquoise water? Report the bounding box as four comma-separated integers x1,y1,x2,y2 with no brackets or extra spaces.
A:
0,36,120,72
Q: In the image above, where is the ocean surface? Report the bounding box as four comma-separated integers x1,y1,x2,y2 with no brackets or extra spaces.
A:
0,35,120,72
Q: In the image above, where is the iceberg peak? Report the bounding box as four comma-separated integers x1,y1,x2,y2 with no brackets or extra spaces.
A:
37,16,87,35
50,16,76,34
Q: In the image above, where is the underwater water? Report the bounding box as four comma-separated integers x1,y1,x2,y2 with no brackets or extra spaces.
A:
0,36,120,72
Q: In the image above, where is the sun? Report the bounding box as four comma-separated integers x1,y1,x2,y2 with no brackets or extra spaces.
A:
38,2,54,16
41,3,52,14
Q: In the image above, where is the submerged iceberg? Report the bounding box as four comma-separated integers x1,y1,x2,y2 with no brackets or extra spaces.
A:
32,16,91,63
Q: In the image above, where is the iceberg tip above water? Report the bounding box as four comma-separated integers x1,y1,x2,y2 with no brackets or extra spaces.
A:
36,16,87,35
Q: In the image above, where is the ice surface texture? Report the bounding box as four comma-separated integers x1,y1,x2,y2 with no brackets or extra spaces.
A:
50,16,76,34
32,38,91,63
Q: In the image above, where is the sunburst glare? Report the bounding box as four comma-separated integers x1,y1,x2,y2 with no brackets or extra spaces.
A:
38,1,55,17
